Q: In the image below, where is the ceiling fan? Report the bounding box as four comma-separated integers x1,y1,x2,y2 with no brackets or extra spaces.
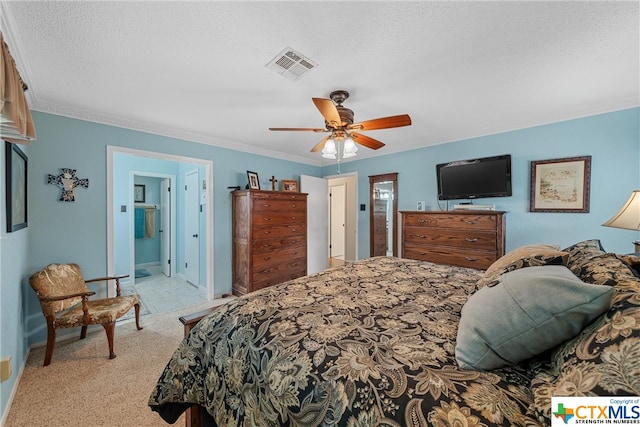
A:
269,90,412,155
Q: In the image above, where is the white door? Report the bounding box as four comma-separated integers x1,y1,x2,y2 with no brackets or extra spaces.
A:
329,184,346,259
160,178,171,277
185,170,199,286
301,175,328,275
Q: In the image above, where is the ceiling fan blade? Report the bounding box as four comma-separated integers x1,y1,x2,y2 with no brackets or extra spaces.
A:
312,98,342,128
351,132,385,150
348,114,412,131
269,127,327,132
310,135,331,153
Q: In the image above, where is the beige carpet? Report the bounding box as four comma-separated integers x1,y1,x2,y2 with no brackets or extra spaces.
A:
5,298,234,427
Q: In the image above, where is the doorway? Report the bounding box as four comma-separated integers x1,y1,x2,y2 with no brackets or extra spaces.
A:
106,146,215,306
132,174,175,281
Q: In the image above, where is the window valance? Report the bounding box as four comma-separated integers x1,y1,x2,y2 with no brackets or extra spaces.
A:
1,31,36,144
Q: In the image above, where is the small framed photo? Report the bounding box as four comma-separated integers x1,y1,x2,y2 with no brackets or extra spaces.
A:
5,142,28,232
530,155,591,213
281,180,298,192
416,201,426,211
247,171,260,190
134,184,146,203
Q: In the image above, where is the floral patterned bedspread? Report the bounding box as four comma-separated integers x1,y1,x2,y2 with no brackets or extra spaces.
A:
149,257,541,426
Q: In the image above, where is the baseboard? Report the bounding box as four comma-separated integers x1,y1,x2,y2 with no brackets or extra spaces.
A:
1,347,29,426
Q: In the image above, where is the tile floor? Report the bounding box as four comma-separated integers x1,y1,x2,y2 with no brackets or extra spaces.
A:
123,259,345,317
123,265,209,316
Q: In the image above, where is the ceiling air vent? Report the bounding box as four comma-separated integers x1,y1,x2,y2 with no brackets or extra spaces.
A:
266,47,317,82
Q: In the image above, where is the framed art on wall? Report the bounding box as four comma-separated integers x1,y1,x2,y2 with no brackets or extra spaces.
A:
134,184,146,203
5,142,28,232
530,155,591,213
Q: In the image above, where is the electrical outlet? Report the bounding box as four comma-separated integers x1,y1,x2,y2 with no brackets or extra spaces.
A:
0,357,11,382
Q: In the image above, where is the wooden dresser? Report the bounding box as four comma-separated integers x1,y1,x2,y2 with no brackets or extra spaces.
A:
401,210,506,270
232,190,307,296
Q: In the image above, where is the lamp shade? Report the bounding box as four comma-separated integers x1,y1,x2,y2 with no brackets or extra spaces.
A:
602,190,640,231
322,139,337,159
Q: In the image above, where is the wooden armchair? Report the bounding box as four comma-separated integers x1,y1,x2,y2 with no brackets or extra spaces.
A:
29,263,143,366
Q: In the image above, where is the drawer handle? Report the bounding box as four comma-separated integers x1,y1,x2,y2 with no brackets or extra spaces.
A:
263,231,271,235
465,238,479,242
263,256,271,261
264,217,272,221
291,228,297,232
263,203,271,208
291,216,296,220
418,219,426,224
465,220,478,224
464,257,478,261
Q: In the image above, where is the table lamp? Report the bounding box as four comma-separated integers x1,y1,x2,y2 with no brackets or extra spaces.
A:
602,190,640,253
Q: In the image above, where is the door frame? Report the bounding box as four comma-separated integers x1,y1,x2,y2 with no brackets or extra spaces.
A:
106,146,215,300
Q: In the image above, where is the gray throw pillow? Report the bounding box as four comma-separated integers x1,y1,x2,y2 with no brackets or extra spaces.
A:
455,265,613,370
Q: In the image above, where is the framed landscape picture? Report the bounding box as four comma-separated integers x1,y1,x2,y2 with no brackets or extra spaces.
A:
530,155,591,213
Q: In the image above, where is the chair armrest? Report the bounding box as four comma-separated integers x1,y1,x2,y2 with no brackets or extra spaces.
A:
40,291,96,302
85,274,129,284
85,274,130,296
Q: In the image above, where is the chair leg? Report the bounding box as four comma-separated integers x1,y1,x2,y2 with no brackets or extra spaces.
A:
44,319,56,367
134,303,143,331
102,321,117,359
80,325,88,339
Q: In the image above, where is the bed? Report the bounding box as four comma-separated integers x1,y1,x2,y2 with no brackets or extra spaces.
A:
149,240,640,426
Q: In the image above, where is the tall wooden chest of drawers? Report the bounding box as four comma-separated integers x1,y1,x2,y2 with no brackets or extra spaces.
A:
400,210,506,270
232,190,307,296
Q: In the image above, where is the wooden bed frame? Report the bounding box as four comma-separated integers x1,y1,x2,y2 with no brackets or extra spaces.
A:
178,306,221,427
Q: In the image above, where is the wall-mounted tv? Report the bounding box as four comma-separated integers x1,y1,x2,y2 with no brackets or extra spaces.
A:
436,154,512,200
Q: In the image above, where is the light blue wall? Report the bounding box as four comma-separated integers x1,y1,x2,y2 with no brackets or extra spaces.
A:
0,142,30,418
20,111,320,337
1,107,638,421
326,108,640,255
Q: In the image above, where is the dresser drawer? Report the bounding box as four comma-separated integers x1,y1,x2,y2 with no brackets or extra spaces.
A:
252,235,306,254
253,224,306,239
252,259,306,290
252,198,306,213
403,213,497,230
253,212,306,225
403,226,496,251
404,246,495,270
253,246,306,269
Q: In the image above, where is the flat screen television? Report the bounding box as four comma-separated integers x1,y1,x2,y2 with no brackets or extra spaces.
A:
436,154,512,200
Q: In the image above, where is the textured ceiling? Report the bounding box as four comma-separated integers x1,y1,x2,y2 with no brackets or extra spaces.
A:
1,1,638,165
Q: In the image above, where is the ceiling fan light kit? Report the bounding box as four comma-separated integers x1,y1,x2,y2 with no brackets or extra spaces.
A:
269,89,411,163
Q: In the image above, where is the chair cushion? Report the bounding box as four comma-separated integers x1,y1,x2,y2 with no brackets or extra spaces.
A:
456,265,613,370
54,294,140,328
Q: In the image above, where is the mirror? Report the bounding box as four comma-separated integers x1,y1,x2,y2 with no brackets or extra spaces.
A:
369,173,398,257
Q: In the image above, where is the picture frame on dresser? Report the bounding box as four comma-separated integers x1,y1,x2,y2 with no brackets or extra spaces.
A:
530,155,591,213
247,171,260,190
281,180,298,192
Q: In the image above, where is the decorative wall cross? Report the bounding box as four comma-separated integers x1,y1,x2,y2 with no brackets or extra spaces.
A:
269,175,278,191
47,168,89,202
